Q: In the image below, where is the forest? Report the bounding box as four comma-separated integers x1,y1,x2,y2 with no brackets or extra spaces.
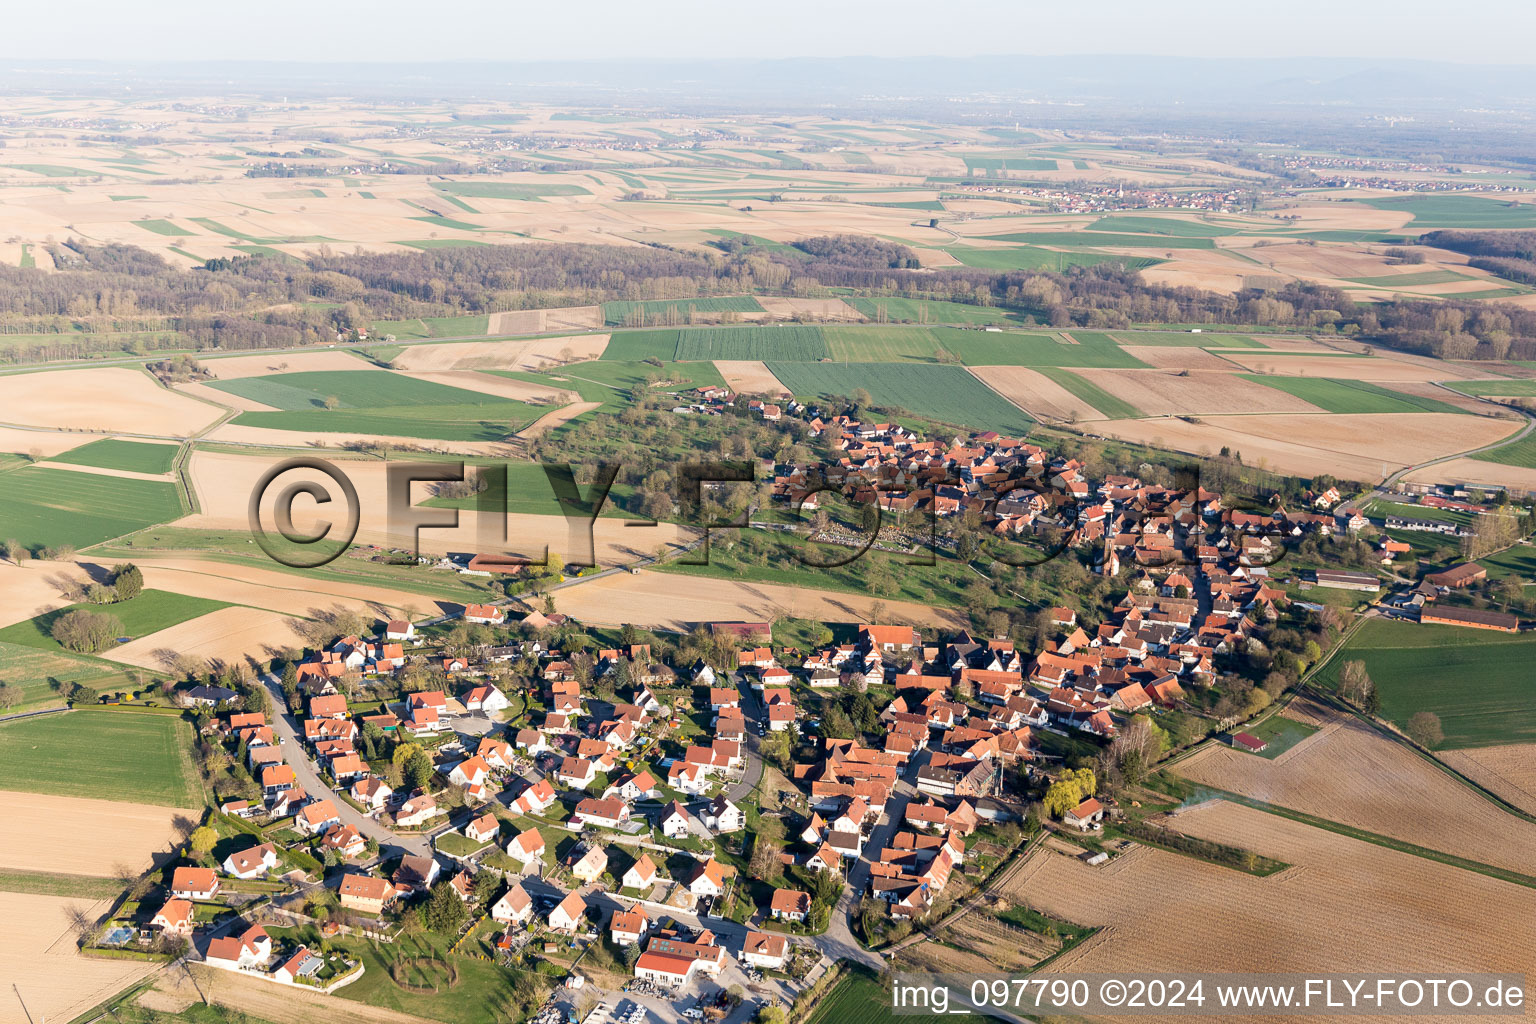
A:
3,234,1536,364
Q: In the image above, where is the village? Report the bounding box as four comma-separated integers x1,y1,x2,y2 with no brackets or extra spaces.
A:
73,414,1531,1024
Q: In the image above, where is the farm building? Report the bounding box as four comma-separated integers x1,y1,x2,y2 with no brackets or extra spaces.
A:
1425,563,1487,589
1419,606,1519,632
1312,570,1380,592
1232,732,1268,754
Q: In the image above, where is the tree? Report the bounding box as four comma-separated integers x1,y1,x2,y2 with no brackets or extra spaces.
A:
1042,767,1097,818
1337,659,1374,708
1107,717,1163,785
189,825,218,857
1406,711,1444,748
422,879,469,933
322,395,340,411
1,538,22,564
112,563,145,602
404,747,435,793
50,609,124,654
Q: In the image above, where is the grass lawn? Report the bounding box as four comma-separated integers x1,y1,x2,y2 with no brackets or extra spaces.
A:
0,710,200,805
1363,500,1474,526
1034,367,1142,418
766,361,1034,435
1239,376,1467,415
1477,542,1536,580
0,869,123,899
212,369,548,440
47,439,179,475
1235,713,1320,759
806,966,949,1024
0,465,184,550
0,588,230,651
1313,618,1536,748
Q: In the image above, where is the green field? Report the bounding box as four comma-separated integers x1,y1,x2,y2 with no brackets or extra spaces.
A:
47,438,179,475
409,214,482,232
131,219,193,237
1087,215,1244,237
1314,618,1536,748
1468,435,1536,469
847,296,1020,326
596,330,682,361
929,327,1149,368
431,182,591,200
0,710,200,805
601,296,765,326
1364,499,1474,526
0,589,230,652
963,155,1062,174
672,325,829,361
1477,543,1536,581
212,370,548,441
1035,367,1142,419
1350,195,1536,229
393,239,491,250
373,314,489,340
490,358,725,432
766,361,1034,434
0,465,184,550
981,231,1216,249
806,968,949,1024
1110,330,1269,348
1236,713,1320,760
0,641,131,711
1450,379,1536,398
824,325,943,362
1240,376,1467,415
943,245,1162,272
1347,270,1473,287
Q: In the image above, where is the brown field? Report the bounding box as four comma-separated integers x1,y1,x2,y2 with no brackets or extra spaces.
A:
1438,744,1536,817
0,367,221,436
1088,369,1324,415
0,560,98,628
1374,380,1501,414
403,369,578,405
0,791,194,876
755,296,861,320
186,963,443,1024
895,909,1057,973
0,891,155,1024
388,334,609,372
31,460,174,482
1403,457,1536,493
200,351,384,380
200,421,523,455
969,365,1105,422
1012,801,1536,1021
1092,412,1520,480
488,305,603,335
550,568,963,631
1175,708,1536,879
713,360,788,395
99,556,436,619
0,427,93,458
1115,346,1246,371
518,401,603,438
1222,352,1485,381
909,246,962,267
101,605,313,672
175,380,279,412
180,449,691,563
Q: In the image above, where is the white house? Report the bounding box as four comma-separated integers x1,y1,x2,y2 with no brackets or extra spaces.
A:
741,931,789,970
507,828,546,868
463,685,510,714
171,867,219,901
658,801,692,839
491,882,533,925
703,796,744,833
221,842,278,880
622,853,659,891
548,890,587,933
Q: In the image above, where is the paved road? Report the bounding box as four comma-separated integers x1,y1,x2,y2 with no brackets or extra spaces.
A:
257,673,429,859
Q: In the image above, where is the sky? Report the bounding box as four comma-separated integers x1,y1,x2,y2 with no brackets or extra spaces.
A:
3,0,1532,65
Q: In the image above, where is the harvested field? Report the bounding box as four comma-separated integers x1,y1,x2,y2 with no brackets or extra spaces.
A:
1,891,154,1024
0,560,98,628
551,569,964,632
518,401,602,438
101,605,312,672
1175,707,1536,878
1374,380,1500,414
104,556,432,619
0,427,92,458
0,791,192,876
1404,456,1536,492
755,296,862,320
713,360,788,395
181,449,691,563
1438,744,1536,817
1222,352,1483,381
1088,370,1325,415
201,350,383,379
896,912,1057,973
1116,346,1246,371
402,370,578,405
388,334,609,372
488,305,603,334
970,365,1105,422
175,380,279,412
0,367,221,435
1093,412,1519,480
1013,801,1536,1013
31,460,173,482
